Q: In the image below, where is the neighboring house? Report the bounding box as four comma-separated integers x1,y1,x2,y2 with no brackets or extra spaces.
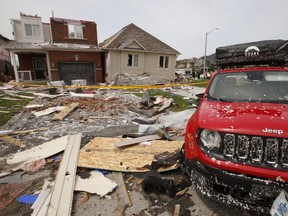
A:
4,13,105,85
175,57,197,76
195,53,216,73
99,23,180,80
0,34,12,81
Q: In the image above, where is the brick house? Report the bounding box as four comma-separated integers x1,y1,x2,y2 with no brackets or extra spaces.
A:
0,34,12,81
4,13,106,85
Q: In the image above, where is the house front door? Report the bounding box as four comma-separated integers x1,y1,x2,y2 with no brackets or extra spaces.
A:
33,58,46,79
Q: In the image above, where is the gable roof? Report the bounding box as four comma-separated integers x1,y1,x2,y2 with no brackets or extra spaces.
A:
100,23,180,55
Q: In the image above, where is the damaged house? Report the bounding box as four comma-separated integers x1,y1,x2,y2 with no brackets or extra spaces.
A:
4,13,106,85
0,34,11,82
99,23,180,80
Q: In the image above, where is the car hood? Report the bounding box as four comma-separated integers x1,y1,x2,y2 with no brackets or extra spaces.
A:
198,100,288,137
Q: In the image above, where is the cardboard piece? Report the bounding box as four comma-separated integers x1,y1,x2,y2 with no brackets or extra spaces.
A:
78,137,183,172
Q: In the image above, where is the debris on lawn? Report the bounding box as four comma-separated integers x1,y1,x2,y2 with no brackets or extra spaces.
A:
0,78,208,215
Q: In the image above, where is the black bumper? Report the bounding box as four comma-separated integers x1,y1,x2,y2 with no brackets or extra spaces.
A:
181,157,287,214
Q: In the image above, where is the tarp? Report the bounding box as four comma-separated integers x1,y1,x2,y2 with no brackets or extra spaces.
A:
216,40,288,66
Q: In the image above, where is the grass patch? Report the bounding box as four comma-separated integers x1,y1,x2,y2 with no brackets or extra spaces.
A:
132,88,196,112
189,79,210,88
0,93,33,126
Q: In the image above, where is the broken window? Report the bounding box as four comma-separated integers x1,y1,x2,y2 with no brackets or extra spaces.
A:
159,56,169,68
127,54,139,67
68,24,83,39
24,24,40,37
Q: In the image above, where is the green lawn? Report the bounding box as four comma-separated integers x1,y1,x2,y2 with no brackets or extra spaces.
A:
132,88,197,112
0,92,33,126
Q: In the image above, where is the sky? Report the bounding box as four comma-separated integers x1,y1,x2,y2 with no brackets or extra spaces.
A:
1,0,288,59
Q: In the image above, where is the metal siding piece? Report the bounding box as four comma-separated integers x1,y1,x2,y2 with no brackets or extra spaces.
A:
47,133,82,216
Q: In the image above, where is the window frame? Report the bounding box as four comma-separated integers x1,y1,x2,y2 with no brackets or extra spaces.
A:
24,24,40,37
127,54,139,68
68,24,83,39
159,55,169,68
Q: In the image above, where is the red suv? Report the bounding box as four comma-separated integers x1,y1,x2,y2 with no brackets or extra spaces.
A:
181,66,288,213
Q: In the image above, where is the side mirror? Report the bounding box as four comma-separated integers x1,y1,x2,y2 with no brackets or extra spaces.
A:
195,93,204,107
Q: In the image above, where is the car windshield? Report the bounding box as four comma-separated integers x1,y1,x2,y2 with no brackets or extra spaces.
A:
207,70,288,103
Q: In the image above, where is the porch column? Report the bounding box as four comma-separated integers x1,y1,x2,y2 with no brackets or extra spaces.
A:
45,51,52,81
10,51,19,82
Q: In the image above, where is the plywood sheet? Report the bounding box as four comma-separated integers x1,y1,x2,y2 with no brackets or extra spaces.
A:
78,137,183,172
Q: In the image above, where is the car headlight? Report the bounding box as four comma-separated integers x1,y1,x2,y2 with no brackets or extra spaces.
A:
200,129,221,150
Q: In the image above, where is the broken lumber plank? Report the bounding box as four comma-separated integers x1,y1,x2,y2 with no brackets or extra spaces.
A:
52,102,79,121
0,183,31,212
172,204,180,216
0,127,49,137
47,133,82,216
0,135,25,148
113,172,131,215
115,134,161,148
12,127,49,135
33,107,66,118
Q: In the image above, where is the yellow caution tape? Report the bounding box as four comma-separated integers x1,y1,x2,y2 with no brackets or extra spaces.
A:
8,81,208,90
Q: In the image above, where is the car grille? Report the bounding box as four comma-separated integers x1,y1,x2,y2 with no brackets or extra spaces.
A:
222,133,288,170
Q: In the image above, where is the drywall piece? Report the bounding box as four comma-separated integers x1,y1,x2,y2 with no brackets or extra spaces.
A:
47,133,82,216
158,98,173,112
115,135,161,148
25,104,44,109
33,93,61,98
0,130,13,135
158,109,196,129
75,171,117,196
70,92,94,98
78,137,183,172
0,135,25,148
7,135,70,165
33,106,66,118
113,172,131,215
52,102,79,121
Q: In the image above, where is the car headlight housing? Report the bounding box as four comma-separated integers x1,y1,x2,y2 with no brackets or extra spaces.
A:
200,129,221,150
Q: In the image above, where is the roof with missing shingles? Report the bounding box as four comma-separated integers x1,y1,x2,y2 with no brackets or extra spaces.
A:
99,23,180,55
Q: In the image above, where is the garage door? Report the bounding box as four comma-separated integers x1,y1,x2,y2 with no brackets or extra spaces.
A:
58,62,96,85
